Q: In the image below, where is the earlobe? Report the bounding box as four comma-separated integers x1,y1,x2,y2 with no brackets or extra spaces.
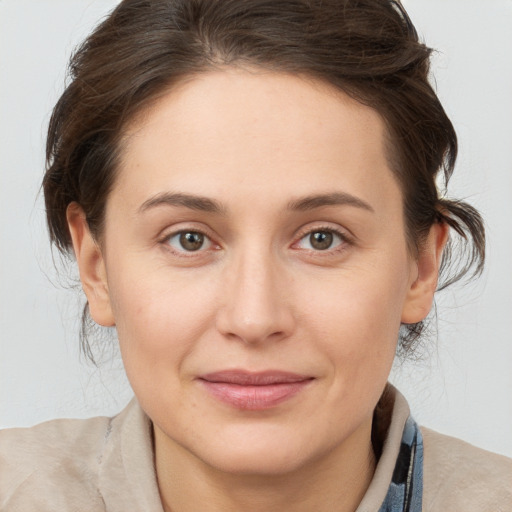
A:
66,203,115,327
401,221,449,324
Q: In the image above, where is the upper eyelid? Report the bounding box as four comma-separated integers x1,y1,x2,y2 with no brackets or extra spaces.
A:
158,223,216,242
293,224,352,242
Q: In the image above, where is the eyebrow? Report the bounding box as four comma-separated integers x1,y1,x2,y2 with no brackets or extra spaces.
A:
138,191,374,215
287,192,374,213
138,192,226,214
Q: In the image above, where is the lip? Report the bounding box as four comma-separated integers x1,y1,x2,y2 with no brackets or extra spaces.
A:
198,370,314,410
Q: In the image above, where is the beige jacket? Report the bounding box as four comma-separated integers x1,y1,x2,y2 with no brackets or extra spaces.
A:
1,388,511,511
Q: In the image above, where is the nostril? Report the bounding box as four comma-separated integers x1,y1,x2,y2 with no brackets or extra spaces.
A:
215,307,295,345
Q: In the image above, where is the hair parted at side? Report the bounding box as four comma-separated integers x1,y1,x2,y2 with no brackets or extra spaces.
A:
43,0,485,363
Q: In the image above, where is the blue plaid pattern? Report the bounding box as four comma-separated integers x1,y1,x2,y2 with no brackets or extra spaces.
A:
378,416,423,512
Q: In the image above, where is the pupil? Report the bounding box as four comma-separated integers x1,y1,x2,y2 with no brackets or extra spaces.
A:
180,232,204,251
310,231,333,250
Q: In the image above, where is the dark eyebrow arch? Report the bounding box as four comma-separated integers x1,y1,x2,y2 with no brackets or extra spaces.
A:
287,192,374,213
138,192,226,214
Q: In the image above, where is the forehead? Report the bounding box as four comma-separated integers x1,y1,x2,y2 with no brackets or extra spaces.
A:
114,69,401,215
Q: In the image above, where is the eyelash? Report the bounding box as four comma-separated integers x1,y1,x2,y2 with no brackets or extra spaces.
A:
158,225,353,257
159,228,218,258
292,226,353,255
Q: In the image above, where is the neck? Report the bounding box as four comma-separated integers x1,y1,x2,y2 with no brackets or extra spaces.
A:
154,419,376,512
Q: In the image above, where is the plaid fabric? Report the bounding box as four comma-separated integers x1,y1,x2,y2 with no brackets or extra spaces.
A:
378,416,423,512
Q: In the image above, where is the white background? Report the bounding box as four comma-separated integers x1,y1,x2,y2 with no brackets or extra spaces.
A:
1,0,511,457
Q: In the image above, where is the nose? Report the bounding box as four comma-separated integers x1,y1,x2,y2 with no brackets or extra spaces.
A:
215,249,296,345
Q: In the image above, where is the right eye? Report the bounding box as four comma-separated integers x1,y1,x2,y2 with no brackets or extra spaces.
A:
294,229,347,252
166,231,213,252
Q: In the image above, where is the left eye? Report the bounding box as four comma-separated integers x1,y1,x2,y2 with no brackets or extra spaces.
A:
296,230,344,251
167,231,212,252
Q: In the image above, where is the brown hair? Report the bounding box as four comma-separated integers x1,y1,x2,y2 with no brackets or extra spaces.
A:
43,0,485,361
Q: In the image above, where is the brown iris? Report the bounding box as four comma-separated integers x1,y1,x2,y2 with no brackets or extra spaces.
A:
179,232,205,251
309,231,333,250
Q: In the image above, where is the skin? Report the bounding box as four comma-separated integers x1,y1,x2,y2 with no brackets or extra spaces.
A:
68,69,447,512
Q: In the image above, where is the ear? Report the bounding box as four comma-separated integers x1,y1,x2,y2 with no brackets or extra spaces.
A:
67,202,115,327
401,221,449,324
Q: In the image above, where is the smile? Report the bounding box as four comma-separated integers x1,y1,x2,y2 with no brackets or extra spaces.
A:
198,370,314,410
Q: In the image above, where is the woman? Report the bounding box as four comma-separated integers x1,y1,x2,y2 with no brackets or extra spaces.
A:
1,0,510,510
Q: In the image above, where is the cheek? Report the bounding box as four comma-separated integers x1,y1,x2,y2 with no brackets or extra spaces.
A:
106,261,219,379
300,258,410,373
298,271,407,429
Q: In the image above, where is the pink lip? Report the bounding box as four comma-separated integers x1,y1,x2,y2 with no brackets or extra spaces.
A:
198,370,314,410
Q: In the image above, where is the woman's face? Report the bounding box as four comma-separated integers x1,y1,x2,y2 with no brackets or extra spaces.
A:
71,69,441,475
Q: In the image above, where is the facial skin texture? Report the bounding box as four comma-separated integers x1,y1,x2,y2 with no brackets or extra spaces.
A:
68,69,447,512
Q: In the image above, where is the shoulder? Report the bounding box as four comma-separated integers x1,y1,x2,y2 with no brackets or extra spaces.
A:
0,410,119,511
421,427,512,512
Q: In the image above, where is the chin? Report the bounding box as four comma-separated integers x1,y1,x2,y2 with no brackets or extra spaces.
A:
203,445,309,477
189,423,328,477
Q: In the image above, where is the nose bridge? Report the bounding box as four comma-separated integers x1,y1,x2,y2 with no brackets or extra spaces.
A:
217,241,294,344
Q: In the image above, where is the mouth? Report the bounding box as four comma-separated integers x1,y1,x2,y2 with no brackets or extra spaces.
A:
198,370,314,410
